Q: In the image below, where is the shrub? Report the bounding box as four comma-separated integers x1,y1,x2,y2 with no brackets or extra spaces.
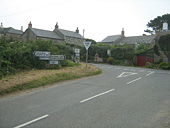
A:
60,60,79,67
107,57,114,64
158,62,170,70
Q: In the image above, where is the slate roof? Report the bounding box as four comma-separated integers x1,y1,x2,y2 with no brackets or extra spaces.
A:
101,35,122,43
120,35,156,45
0,27,23,35
58,29,84,39
30,28,63,40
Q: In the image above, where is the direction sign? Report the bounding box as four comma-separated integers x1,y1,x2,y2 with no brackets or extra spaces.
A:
34,51,50,57
49,60,59,65
50,55,65,61
74,48,80,54
39,56,50,60
83,41,92,50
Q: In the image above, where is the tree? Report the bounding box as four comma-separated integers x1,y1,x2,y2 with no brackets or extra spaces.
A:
158,34,170,62
85,38,97,44
145,13,170,34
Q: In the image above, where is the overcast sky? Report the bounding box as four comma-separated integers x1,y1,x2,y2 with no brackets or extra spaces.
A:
0,0,170,41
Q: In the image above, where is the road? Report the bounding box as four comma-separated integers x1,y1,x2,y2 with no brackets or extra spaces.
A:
0,64,170,128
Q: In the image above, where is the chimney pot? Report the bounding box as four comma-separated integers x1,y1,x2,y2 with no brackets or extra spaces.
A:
55,22,59,29
121,28,125,37
76,27,79,33
28,21,32,28
0,22,3,28
21,26,23,31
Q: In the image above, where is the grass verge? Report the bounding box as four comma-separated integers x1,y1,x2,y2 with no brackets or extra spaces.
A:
0,64,101,96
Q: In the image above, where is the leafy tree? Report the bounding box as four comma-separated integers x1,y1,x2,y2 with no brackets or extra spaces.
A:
135,43,150,54
85,38,97,44
145,13,170,34
158,34,170,62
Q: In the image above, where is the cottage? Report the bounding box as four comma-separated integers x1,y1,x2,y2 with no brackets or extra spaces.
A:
22,22,63,43
101,28,155,47
53,23,85,45
22,22,85,45
0,23,23,41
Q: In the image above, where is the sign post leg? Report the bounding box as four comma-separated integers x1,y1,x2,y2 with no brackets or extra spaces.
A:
86,49,88,68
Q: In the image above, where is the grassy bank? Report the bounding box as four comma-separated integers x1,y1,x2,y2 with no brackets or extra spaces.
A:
0,63,101,96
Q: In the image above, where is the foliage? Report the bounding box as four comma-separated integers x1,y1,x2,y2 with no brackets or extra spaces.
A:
158,62,170,70
158,34,170,62
0,38,77,78
135,43,150,54
153,45,160,56
60,60,80,67
158,34,170,51
145,13,170,34
85,38,97,44
107,57,114,64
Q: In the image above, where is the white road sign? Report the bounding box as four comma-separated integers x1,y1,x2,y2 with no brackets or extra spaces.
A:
34,51,50,57
74,48,80,54
83,41,92,50
50,55,65,60
49,60,59,65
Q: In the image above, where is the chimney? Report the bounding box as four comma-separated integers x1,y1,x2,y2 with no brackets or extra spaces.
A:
121,28,125,37
76,27,79,33
21,26,23,31
28,21,32,28
83,29,85,37
55,22,59,29
0,22,3,28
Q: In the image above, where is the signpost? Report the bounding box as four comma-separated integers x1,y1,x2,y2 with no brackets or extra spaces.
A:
49,60,59,65
74,48,80,63
34,51,65,65
50,55,65,61
34,51,50,58
83,41,92,67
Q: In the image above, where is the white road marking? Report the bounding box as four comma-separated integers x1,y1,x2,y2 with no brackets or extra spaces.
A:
126,77,142,85
145,71,154,77
13,115,49,128
80,89,115,103
116,72,138,78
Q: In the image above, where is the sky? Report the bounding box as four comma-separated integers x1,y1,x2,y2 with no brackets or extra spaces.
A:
0,0,170,41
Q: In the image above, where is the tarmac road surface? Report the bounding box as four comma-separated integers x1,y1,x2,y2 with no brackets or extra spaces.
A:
0,64,170,128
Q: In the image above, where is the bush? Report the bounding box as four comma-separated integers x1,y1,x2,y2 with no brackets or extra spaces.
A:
145,63,158,69
107,57,114,64
60,60,79,67
158,62,170,70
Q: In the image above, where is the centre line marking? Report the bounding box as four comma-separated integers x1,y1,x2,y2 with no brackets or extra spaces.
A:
145,71,154,77
126,77,141,85
80,89,115,103
13,115,49,128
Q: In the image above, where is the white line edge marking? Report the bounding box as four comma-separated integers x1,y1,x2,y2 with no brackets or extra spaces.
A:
80,89,115,103
126,77,142,85
13,115,49,128
146,71,154,77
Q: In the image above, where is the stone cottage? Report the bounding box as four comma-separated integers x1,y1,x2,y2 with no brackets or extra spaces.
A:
22,22,85,45
22,22,64,43
0,22,23,41
101,28,156,47
53,23,85,45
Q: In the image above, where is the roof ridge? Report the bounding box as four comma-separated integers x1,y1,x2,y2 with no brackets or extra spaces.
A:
31,27,53,32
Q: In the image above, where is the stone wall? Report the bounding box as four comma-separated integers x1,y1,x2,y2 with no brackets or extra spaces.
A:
22,29,36,42
36,37,64,43
65,36,85,46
